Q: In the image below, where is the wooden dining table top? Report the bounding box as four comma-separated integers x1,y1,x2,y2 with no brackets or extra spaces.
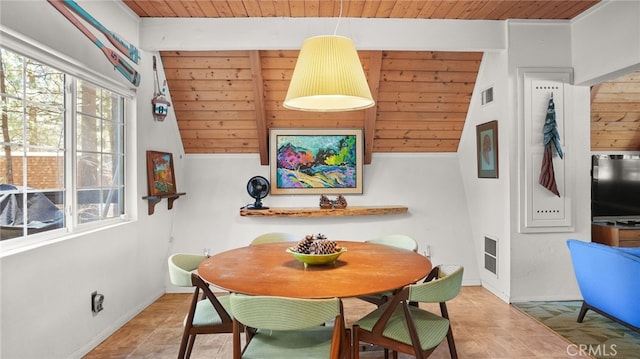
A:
198,241,432,299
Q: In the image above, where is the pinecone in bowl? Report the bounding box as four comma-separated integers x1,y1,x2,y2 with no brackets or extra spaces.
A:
292,234,340,254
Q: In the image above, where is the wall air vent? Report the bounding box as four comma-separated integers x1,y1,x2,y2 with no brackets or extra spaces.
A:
481,87,494,105
484,236,498,276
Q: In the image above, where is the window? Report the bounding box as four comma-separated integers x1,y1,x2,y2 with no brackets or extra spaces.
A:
76,80,125,224
0,47,126,245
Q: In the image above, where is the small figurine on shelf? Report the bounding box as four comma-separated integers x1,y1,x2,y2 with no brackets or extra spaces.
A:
319,194,333,209
319,194,348,209
333,195,348,209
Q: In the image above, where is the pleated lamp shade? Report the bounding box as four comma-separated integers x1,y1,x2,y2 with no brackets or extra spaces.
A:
283,35,375,112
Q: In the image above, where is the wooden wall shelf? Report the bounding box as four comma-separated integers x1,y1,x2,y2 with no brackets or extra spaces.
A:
142,192,186,215
240,205,408,218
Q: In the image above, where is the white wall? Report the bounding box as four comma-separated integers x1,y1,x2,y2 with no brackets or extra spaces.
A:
0,1,138,88
140,17,507,52
459,50,512,301
572,0,640,86
506,21,592,302
0,1,183,358
167,153,480,292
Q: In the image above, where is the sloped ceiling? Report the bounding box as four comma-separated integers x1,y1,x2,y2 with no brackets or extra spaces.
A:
122,0,626,163
591,71,640,150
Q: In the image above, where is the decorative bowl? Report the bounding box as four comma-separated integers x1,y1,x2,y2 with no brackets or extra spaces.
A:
286,247,347,267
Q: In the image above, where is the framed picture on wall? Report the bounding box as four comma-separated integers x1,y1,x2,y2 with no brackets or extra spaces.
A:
269,128,363,195
146,151,177,196
476,121,499,178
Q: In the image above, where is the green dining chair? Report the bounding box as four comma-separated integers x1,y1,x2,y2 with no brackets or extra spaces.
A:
250,232,299,245
230,293,350,359
352,265,464,359
358,234,420,306
366,234,419,252
168,253,236,359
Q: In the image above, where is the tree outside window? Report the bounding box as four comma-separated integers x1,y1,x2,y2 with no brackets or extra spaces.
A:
0,47,125,242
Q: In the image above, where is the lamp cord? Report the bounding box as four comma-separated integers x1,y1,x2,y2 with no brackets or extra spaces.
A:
333,0,343,36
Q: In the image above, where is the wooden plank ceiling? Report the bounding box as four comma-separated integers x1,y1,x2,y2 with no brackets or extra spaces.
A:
124,1,598,20
124,1,614,162
591,71,640,151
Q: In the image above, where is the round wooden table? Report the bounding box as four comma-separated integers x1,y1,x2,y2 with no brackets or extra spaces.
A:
198,241,432,299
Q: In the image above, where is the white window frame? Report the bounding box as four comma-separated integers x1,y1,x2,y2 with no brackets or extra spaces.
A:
0,28,136,257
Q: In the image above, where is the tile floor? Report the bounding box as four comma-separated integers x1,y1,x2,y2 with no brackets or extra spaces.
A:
84,286,592,358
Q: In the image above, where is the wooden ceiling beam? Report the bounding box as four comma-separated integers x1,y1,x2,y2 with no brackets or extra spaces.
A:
250,50,269,165
364,51,383,165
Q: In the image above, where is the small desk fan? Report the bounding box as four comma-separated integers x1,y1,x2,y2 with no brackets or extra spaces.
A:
246,176,270,209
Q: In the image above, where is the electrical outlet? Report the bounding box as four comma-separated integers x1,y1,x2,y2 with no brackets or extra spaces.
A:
91,291,104,314
424,245,431,259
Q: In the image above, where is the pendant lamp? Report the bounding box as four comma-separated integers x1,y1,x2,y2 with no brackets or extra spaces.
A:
283,34,375,112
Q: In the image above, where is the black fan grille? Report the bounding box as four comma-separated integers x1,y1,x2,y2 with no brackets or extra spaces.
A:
246,176,269,209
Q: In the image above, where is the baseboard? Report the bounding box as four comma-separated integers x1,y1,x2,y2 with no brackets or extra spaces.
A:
510,295,583,303
481,281,510,303
166,286,195,294
462,279,481,286
69,289,165,359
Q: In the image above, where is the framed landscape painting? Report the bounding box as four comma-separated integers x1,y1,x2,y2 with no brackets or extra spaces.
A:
269,129,363,195
146,151,177,196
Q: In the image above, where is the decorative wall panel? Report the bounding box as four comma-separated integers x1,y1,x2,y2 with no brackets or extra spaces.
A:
519,69,574,232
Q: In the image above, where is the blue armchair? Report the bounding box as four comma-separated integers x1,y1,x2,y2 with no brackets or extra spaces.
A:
566,239,640,332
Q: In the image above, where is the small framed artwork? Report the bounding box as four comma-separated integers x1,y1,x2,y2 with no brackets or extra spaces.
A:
146,151,177,195
269,128,363,195
476,121,499,178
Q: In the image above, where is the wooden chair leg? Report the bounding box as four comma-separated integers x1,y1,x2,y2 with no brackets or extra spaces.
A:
342,327,351,359
446,327,458,359
352,325,360,359
232,320,242,359
177,330,190,359
440,302,458,359
185,334,196,359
